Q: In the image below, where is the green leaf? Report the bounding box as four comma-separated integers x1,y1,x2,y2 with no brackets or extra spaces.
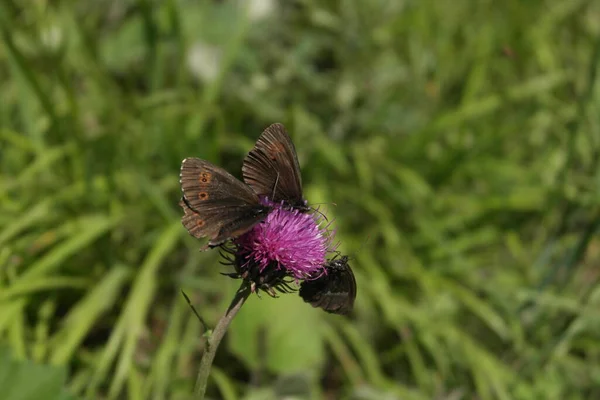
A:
0,346,77,400
229,292,325,374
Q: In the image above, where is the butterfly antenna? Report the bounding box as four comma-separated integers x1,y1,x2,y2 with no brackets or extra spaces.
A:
181,290,210,332
309,202,338,208
313,207,329,222
328,235,370,264
307,202,338,222
358,235,371,252
313,202,337,207
347,235,371,261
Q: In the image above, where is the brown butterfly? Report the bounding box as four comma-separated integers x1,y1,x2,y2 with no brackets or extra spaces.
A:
179,158,271,249
242,123,309,211
299,255,357,315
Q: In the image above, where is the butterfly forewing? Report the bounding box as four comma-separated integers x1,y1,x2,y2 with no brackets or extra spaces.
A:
242,123,306,209
180,158,270,247
299,256,357,315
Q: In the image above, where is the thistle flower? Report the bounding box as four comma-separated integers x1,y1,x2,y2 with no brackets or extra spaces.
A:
221,200,335,295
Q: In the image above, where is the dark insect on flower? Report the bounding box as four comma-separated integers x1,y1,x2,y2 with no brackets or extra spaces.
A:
299,255,356,315
180,123,347,302
242,123,310,212
179,158,272,249
180,123,307,249
220,200,335,296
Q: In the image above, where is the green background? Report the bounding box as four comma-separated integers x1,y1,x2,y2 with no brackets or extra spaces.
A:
1,1,600,399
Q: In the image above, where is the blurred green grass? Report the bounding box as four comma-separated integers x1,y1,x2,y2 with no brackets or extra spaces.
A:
1,0,600,399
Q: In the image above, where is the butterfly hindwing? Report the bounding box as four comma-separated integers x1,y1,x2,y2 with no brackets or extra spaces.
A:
299,256,357,315
180,157,270,247
242,123,306,210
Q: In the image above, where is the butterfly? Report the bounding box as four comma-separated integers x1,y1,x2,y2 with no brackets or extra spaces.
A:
179,157,271,249
299,255,357,315
242,123,309,212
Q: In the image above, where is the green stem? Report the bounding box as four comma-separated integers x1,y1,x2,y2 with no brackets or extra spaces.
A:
194,282,251,398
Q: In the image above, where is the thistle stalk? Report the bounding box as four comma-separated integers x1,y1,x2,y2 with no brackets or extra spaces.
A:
193,282,251,399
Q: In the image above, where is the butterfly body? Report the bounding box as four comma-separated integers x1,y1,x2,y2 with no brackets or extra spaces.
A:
299,255,357,315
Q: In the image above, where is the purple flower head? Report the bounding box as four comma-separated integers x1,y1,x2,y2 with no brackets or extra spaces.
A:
221,200,336,296
237,201,333,279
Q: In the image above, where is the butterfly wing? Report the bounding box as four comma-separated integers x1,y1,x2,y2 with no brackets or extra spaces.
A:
242,123,306,209
299,256,357,315
180,158,270,247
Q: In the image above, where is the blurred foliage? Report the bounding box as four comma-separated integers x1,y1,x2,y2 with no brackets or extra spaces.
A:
0,346,76,400
1,0,600,399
